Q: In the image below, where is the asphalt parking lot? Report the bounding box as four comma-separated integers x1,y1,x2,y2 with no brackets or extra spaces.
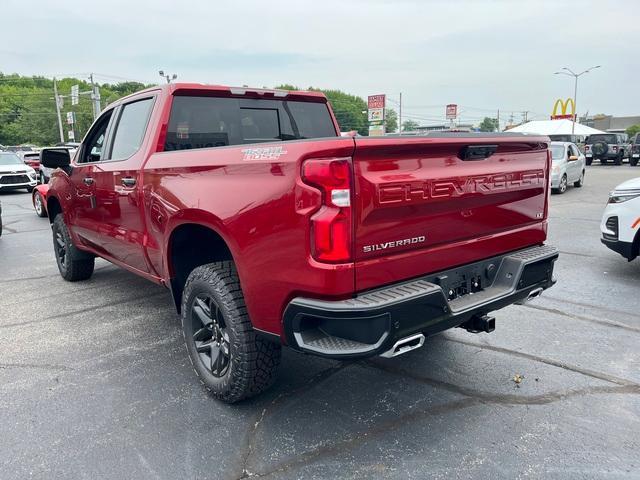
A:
1,165,639,480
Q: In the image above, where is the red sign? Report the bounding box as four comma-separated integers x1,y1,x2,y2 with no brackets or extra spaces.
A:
368,94,386,110
446,104,457,119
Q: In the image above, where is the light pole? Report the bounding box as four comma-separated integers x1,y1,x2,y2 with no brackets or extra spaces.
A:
159,70,177,84
554,65,600,134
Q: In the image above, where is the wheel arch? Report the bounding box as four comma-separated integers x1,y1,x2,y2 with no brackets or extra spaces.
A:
46,195,62,224
165,215,239,313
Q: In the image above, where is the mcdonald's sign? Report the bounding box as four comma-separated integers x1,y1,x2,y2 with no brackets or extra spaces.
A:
551,98,576,120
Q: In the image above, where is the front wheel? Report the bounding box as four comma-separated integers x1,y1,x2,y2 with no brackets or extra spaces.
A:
573,170,585,188
181,262,281,403
33,191,47,217
52,214,95,281
26,186,34,193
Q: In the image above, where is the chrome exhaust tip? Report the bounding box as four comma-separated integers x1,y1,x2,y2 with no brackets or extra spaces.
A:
380,333,425,358
516,287,544,305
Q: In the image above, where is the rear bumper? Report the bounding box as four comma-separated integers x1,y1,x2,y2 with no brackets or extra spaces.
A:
283,245,558,359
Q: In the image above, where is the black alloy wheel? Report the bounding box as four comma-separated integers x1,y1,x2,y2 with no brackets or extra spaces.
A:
189,294,231,377
55,228,67,271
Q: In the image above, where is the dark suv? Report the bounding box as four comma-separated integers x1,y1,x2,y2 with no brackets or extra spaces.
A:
630,134,640,167
585,133,628,165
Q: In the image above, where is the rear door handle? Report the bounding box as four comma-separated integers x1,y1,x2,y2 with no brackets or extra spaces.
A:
121,177,136,187
83,177,94,185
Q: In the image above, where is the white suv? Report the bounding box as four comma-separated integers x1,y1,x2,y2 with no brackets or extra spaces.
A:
601,177,640,261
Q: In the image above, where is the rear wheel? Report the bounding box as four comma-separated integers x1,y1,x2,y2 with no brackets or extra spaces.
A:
52,214,95,281
556,174,568,194
181,262,281,403
573,170,585,188
585,157,593,166
614,153,623,166
631,157,639,167
33,191,47,217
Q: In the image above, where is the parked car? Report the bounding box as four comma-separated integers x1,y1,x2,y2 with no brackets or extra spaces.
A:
601,177,640,261
549,141,586,194
0,152,38,192
629,134,640,167
41,83,558,403
32,183,49,217
22,152,41,175
585,133,628,165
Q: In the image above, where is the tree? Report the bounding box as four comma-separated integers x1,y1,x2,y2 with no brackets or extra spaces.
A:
384,108,398,133
0,73,153,145
626,124,640,139
479,117,499,132
402,119,420,132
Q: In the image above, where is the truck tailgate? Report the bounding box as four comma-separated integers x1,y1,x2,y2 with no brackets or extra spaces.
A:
353,134,550,291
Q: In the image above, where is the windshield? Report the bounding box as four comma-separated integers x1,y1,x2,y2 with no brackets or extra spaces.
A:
550,145,565,160
0,153,24,166
589,134,617,144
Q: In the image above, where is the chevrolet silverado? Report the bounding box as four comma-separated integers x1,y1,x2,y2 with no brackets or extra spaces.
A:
41,83,557,402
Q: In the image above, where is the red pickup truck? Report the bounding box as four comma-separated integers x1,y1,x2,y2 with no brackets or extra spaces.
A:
41,83,557,402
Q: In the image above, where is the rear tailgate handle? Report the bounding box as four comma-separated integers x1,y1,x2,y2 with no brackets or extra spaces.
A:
460,145,498,160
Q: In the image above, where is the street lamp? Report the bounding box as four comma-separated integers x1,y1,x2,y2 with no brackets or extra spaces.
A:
553,65,601,134
158,70,178,84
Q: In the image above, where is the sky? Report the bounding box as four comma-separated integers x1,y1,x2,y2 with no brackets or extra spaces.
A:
2,0,638,128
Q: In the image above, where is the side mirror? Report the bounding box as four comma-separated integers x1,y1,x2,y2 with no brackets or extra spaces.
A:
568,155,578,161
40,148,71,169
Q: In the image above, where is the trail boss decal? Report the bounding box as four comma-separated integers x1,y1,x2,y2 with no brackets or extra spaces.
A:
363,236,426,253
242,146,288,161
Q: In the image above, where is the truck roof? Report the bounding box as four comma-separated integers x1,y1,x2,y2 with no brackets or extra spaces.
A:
111,83,328,107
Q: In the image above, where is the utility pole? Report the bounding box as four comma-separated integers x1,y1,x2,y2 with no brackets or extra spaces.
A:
496,109,500,132
89,73,101,120
398,92,402,135
53,78,65,143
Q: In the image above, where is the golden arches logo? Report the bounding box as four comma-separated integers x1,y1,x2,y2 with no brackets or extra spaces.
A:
551,98,575,119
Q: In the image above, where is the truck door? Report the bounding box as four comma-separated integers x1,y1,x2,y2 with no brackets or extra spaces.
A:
67,109,115,250
91,96,156,275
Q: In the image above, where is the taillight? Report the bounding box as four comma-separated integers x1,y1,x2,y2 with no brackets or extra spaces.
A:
585,145,590,152
613,146,618,152
301,158,353,263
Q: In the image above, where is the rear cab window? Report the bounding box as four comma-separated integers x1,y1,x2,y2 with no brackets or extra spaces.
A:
164,96,337,151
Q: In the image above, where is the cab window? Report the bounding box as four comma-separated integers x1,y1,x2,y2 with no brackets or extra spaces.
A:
109,98,154,160
78,110,113,163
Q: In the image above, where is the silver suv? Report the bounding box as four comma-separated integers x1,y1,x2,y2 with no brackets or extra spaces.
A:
585,133,628,165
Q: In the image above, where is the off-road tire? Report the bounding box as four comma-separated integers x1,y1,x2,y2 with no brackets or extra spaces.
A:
52,214,95,281
573,170,585,188
181,262,281,403
631,157,639,167
585,157,592,166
